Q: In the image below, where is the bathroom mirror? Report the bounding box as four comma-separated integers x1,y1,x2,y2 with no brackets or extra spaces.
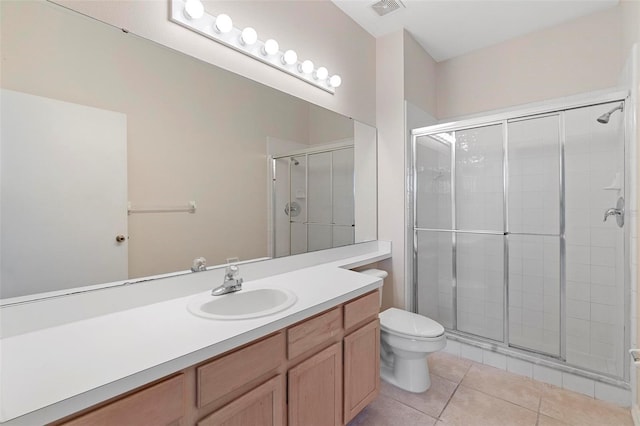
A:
0,0,377,299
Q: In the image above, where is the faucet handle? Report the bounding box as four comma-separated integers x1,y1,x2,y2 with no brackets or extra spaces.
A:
225,264,239,278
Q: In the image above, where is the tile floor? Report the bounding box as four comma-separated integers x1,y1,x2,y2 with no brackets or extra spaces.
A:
348,352,633,426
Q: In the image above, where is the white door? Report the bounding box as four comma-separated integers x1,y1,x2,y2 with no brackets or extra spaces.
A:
1,89,128,298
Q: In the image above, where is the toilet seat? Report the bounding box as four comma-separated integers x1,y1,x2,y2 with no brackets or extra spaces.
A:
379,308,445,339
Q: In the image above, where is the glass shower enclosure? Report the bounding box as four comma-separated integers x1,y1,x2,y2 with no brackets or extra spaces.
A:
272,146,355,257
411,96,629,380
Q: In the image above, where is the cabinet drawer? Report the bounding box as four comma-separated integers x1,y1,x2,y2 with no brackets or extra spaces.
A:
62,374,184,426
197,332,285,408
287,307,342,360
344,291,379,332
197,375,285,426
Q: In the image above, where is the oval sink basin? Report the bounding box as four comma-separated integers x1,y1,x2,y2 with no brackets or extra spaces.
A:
187,288,297,320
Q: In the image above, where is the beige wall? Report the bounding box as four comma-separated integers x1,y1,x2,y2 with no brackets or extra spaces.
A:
53,0,377,125
308,104,354,145
404,31,438,118
436,6,625,119
377,30,438,310
377,31,406,310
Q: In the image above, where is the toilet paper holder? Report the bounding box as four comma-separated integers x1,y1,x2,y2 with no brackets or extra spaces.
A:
630,349,640,365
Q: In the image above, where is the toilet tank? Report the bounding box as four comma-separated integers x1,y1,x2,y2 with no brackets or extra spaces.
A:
360,269,388,307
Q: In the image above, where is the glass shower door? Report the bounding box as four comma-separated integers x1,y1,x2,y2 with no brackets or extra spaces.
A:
507,114,561,357
454,124,505,341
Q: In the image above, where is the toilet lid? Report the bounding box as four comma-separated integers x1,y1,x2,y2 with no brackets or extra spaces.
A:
379,308,445,338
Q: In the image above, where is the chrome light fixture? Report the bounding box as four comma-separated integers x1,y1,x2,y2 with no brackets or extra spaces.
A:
170,0,341,94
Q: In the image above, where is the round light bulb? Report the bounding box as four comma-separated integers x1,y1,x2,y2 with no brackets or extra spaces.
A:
183,0,204,20
282,49,298,65
214,14,233,33
314,66,328,81
240,27,257,46
263,39,279,56
298,60,314,74
329,75,342,88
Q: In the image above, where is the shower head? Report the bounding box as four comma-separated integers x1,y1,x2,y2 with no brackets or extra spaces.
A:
291,157,299,166
597,103,624,124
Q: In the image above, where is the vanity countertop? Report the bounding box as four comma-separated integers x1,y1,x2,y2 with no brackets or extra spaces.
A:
0,241,391,425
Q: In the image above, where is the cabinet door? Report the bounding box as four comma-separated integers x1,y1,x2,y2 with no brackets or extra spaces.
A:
288,342,342,426
198,375,285,426
343,319,380,424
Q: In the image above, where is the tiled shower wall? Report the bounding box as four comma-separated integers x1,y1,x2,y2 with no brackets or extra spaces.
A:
564,104,626,378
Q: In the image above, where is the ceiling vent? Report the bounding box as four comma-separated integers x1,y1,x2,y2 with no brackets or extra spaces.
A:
371,0,406,17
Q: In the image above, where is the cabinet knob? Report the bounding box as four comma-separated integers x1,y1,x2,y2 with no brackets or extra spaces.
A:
116,235,127,243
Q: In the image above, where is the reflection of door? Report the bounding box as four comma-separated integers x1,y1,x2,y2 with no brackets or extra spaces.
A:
1,90,128,298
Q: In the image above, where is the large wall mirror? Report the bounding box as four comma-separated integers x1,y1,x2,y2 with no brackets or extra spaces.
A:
0,0,377,299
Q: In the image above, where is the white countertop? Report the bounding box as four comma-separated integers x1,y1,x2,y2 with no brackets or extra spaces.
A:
0,241,391,425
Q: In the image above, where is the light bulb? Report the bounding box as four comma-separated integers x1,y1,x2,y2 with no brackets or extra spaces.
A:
282,49,298,65
214,14,233,33
298,60,314,74
183,0,204,20
329,75,342,88
240,27,257,46
314,66,328,81
263,39,279,56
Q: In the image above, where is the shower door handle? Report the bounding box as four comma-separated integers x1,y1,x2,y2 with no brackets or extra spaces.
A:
603,197,624,227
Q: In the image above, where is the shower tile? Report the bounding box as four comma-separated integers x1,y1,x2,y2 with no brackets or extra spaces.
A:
566,299,590,321
380,375,457,418
594,381,631,407
540,384,632,426
506,358,533,378
428,351,471,384
439,385,537,426
460,364,543,411
590,246,616,267
562,372,594,397
566,281,590,302
482,350,506,370
347,394,438,426
442,340,460,357
589,265,616,286
589,284,620,305
460,343,483,363
533,364,562,387
591,303,624,325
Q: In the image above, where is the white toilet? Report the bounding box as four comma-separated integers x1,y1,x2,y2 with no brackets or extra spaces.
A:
361,269,446,393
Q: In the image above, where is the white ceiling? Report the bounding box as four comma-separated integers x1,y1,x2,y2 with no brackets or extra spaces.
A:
331,0,619,62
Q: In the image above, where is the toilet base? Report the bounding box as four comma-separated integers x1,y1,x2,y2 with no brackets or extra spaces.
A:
380,355,432,393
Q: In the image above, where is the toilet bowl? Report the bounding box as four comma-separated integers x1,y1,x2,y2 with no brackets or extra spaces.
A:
361,269,446,393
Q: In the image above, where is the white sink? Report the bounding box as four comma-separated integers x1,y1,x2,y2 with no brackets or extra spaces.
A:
187,288,297,320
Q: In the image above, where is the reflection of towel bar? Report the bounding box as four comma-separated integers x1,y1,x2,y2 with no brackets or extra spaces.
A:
128,201,196,215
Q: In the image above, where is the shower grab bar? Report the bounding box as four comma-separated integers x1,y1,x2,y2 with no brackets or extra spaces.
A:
128,201,196,215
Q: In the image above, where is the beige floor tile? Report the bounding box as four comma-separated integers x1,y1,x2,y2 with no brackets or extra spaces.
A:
380,374,457,418
347,394,438,426
460,363,544,411
428,352,473,384
537,414,571,426
539,385,633,426
439,385,538,426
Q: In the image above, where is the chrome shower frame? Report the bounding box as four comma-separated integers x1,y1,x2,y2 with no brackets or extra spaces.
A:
408,89,632,384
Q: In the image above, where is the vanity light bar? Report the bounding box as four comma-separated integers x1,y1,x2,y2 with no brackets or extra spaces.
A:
169,0,342,94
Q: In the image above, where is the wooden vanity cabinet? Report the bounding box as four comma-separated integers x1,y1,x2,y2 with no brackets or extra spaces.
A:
55,290,381,426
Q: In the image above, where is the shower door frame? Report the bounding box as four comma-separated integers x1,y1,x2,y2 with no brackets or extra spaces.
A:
408,89,631,381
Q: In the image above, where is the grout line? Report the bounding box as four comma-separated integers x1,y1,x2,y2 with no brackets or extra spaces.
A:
436,360,473,419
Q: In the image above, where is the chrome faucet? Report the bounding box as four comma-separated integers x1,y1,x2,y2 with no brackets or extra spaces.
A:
603,208,622,222
211,264,243,296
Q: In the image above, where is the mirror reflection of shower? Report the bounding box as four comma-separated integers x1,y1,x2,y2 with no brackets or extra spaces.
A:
597,103,624,123
272,144,355,258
